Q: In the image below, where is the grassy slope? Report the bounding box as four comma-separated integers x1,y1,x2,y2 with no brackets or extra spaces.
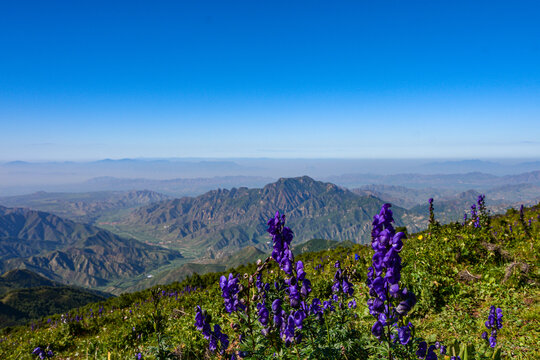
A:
0,204,538,359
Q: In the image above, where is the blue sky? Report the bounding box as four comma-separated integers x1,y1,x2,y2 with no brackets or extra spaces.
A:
0,0,539,160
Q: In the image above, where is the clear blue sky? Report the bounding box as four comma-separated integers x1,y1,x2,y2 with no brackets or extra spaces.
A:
1,0,539,160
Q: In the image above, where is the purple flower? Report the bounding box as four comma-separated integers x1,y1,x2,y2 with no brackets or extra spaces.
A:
371,321,384,339
310,298,322,315
439,345,447,355
416,341,427,358
489,335,497,348
296,261,306,281
288,281,301,308
367,204,414,342
268,211,295,275
32,346,54,359
323,300,335,312
293,310,305,329
272,299,282,313
397,324,411,345
257,301,269,327
483,306,503,348
194,306,212,339
220,273,244,313
426,345,438,360
300,279,312,297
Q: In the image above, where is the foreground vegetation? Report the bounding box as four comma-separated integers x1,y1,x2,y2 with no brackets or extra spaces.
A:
0,200,538,359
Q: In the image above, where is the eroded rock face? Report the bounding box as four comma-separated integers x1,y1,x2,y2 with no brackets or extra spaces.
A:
0,206,182,288
123,176,418,255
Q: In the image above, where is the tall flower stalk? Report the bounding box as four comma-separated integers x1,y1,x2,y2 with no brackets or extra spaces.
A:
482,306,503,348
366,204,416,358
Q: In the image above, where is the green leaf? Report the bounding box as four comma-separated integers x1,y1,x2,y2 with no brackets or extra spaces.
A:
459,343,469,360
492,348,501,360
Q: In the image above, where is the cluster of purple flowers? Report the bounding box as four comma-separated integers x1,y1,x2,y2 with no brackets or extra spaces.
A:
220,273,245,313
366,204,416,344
194,306,230,354
476,194,488,227
255,273,270,295
470,204,478,227
416,341,447,360
267,295,334,345
332,260,354,299
255,259,318,344
482,306,503,348
269,298,305,344
253,212,345,346
32,346,53,359
467,194,489,228
267,211,295,275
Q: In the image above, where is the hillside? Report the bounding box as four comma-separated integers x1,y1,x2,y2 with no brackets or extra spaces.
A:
0,269,111,328
292,238,353,254
112,176,418,258
0,269,59,296
0,206,183,288
0,201,537,359
112,246,268,293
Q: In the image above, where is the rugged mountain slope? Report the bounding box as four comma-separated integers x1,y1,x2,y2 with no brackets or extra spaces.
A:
0,190,170,224
120,176,418,257
0,206,183,287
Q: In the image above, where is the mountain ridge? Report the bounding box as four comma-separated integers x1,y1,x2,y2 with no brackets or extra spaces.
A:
0,206,183,288
119,176,417,258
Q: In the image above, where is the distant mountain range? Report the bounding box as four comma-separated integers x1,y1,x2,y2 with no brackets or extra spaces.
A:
79,176,274,197
0,190,170,224
326,170,540,190
355,183,540,224
353,182,540,208
2,158,538,196
0,206,182,288
352,185,458,209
